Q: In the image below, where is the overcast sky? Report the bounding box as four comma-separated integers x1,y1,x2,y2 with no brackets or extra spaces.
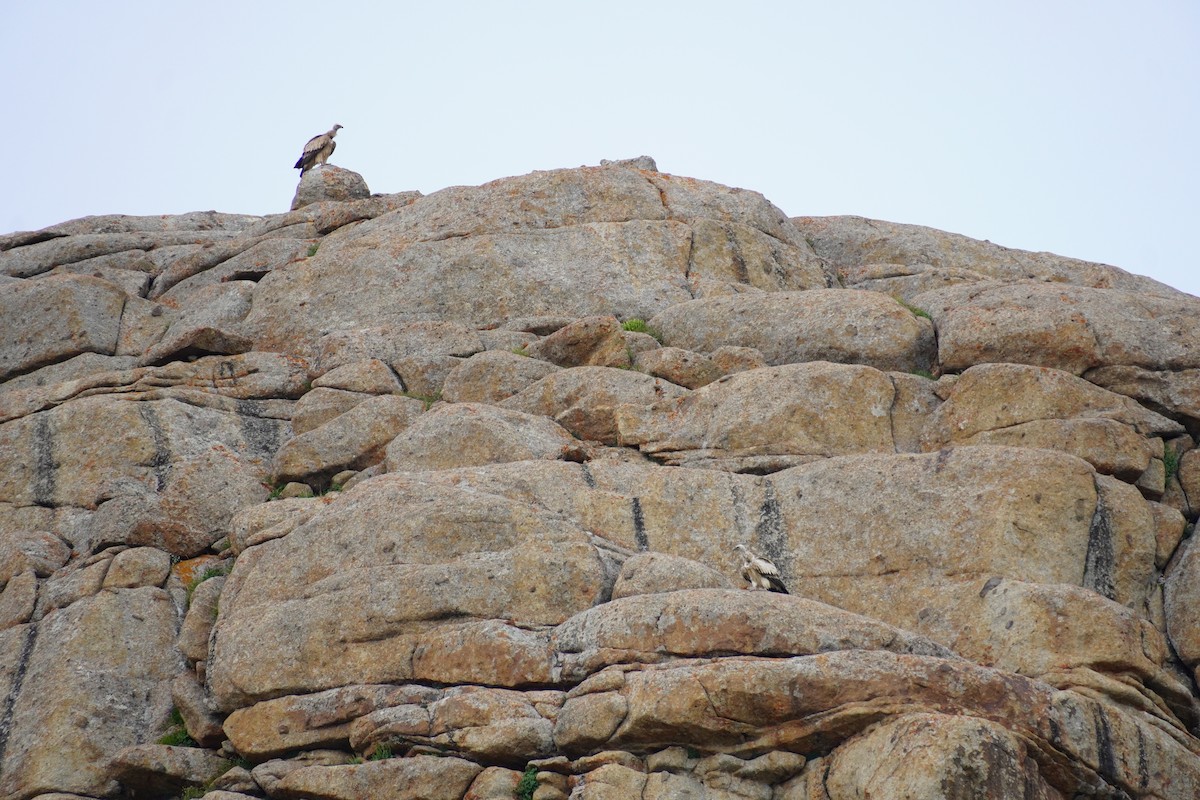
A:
3,1,1197,295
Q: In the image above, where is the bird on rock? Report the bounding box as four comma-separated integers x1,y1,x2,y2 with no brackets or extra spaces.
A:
733,543,789,594
294,124,342,175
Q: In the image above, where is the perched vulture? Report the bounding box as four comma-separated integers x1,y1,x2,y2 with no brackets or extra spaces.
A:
294,124,342,175
733,543,789,594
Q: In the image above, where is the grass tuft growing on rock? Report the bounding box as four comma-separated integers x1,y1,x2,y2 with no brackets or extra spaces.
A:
157,707,197,747
1165,443,1182,482
622,318,664,343
186,565,229,603
894,297,932,320
369,743,395,761
910,369,935,380
516,765,539,800
402,391,442,411
306,243,320,257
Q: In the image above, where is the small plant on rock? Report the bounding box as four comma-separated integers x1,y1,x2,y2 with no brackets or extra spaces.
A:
622,318,664,343
156,707,196,747
910,369,935,380
180,787,207,800
622,318,650,333
306,243,320,258
368,743,395,761
186,565,229,603
516,765,539,800
402,391,442,411
894,297,932,320
1165,443,1182,482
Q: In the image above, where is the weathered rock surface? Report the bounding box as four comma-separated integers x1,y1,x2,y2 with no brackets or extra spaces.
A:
616,362,896,470
274,754,482,800
271,393,426,485
244,166,830,355
913,281,1200,374
0,588,183,798
2,162,1199,799
385,402,584,472
0,274,126,381
523,315,635,369
795,214,1183,297
922,363,1182,480
649,289,936,373
290,165,372,210
110,743,231,795
441,350,562,404
502,366,688,444
609,552,733,599
632,346,723,388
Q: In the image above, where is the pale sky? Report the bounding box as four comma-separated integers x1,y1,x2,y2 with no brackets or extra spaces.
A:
3,1,1197,296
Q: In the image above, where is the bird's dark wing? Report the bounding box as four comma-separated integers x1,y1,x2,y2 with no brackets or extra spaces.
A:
765,574,789,594
295,133,331,172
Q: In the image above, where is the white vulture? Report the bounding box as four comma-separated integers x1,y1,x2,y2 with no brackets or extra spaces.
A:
733,543,789,594
294,124,342,175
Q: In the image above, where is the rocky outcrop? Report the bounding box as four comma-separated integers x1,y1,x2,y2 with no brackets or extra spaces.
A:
1,160,1198,799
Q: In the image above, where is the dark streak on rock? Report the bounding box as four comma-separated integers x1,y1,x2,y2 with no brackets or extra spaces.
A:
1136,724,1150,789
137,403,172,492
979,576,1003,598
725,223,751,285
31,413,56,507
0,623,38,768
580,463,596,489
756,481,788,581
235,399,285,457
1092,707,1117,781
631,497,649,552
1083,483,1117,600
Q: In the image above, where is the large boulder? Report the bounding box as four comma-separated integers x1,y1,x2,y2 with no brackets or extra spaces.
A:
554,652,1200,799
767,447,1157,615
290,165,372,210
0,395,283,555
501,366,688,444
912,281,1200,374
794,215,1182,297
0,274,126,381
271,393,426,485
616,362,896,471
0,588,183,799
207,474,621,709
922,363,1183,479
385,402,584,472
441,350,561,404
5,164,1200,799
648,289,936,373
244,166,830,354
823,713,1064,799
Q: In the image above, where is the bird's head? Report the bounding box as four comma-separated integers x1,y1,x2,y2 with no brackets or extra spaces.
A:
332,124,343,134
732,543,749,555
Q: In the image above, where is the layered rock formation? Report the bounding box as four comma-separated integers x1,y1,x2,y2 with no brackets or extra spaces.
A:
2,158,1200,799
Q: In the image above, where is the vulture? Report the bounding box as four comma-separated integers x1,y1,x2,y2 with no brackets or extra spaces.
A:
294,124,342,175
733,543,789,594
